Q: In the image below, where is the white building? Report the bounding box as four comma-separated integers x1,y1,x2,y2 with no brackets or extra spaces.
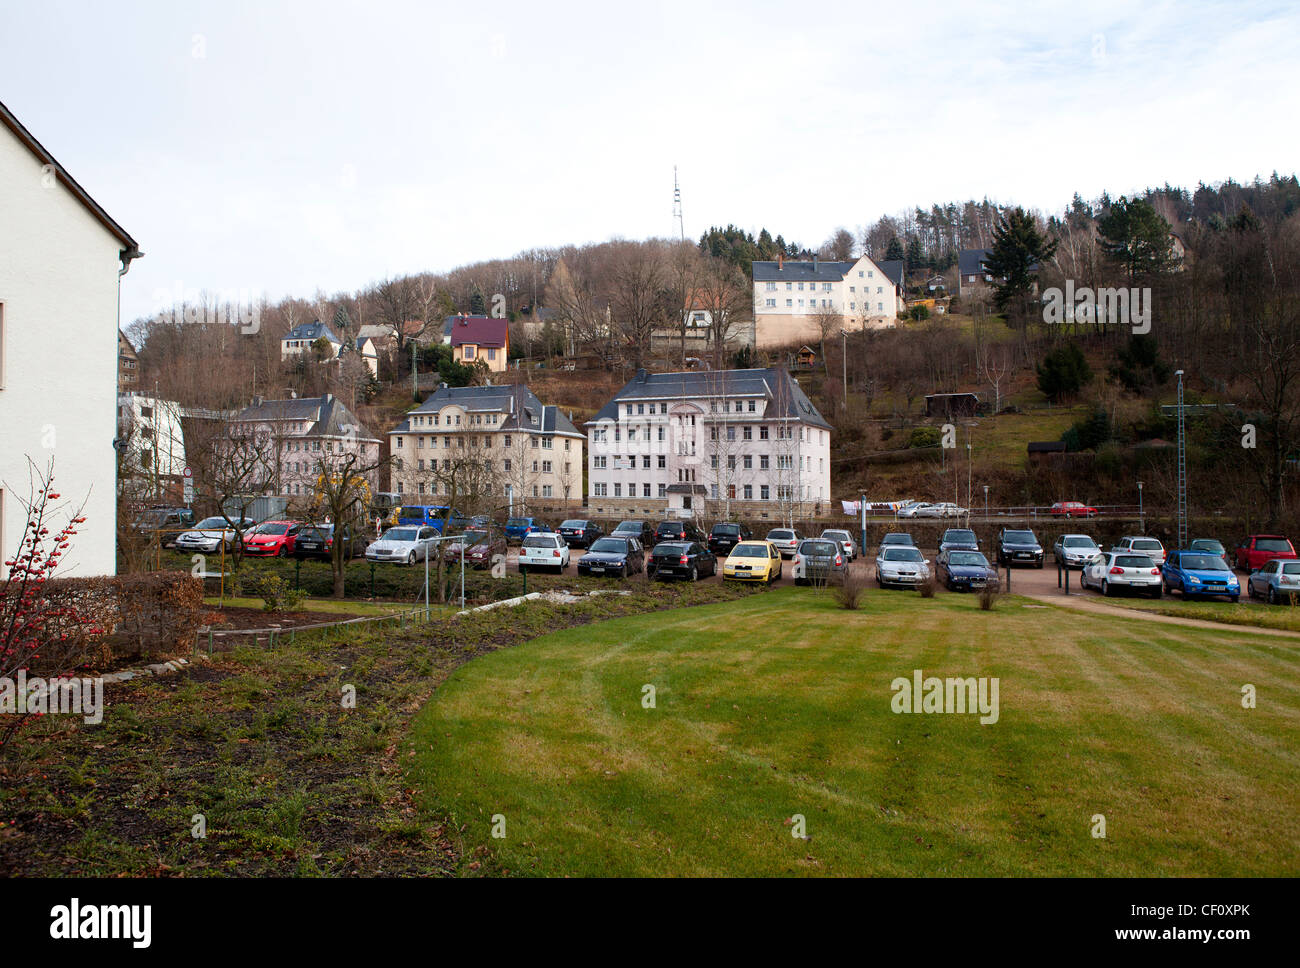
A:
585,367,833,520
117,393,188,501
0,99,143,577
751,254,900,349
280,319,342,362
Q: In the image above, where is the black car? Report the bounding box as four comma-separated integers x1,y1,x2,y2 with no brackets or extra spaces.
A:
133,506,196,548
577,537,644,577
610,520,656,546
558,518,603,548
996,528,1044,568
293,524,365,560
708,521,752,556
939,528,980,554
648,541,716,581
655,520,705,543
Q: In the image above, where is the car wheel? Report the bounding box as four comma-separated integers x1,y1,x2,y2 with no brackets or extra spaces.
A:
1267,586,1278,605
687,565,697,582
407,552,416,565
1102,580,1112,597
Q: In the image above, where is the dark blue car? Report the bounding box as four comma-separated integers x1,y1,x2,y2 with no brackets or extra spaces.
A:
1162,550,1240,601
937,549,998,591
504,516,545,543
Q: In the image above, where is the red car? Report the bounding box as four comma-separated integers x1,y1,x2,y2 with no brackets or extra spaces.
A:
1050,501,1098,518
243,520,302,557
1234,535,1297,573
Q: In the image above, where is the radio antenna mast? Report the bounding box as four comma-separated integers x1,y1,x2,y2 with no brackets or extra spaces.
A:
673,166,684,242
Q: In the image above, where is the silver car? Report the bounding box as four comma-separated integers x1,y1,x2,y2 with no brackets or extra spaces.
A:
876,546,930,589
765,528,802,559
1053,533,1100,568
174,516,257,554
820,529,858,561
792,538,847,585
917,502,967,519
1247,559,1300,604
365,525,438,565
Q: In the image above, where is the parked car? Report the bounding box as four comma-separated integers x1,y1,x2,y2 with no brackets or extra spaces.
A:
504,516,547,543
939,528,979,553
648,541,716,581
1234,535,1297,573
577,537,644,577
792,538,846,585
1162,550,1239,601
820,528,858,562
875,546,930,589
996,528,1043,567
1111,535,1167,566
1246,558,1300,604
896,502,929,519
1081,551,1162,598
1189,538,1228,557
1051,501,1099,518
365,525,439,565
518,532,569,573
765,528,802,559
396,504,451,528
132,506,196,548
655,520,705,543
722,540,783,583
469,514,495,530
917,503,967,519
611,520,656,546
878,532,917,553
1053,533,1101,568
708,521,752,556
174,516,257,554
441,529,489,563
243,520,303,557
461,531,507,570
936,550,998,591
294,523,366,560
558,519,603,548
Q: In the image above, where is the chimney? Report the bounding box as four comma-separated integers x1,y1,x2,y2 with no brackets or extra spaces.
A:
636,368,649,384
778,253,783,270
813,254,819,272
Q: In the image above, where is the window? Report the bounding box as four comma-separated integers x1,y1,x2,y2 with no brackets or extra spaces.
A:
760,455,770,470
743,485,752,499
542,461,552,473
786,299,792,307
658,426,666,442
594,456,607,469
765,281,776,291
657,455,666,469
594,482,608,497
760,485,770,500
765,299,775,307
710,484,719,499
743,455,752,470
642,455,650,469
785,282,792,290
504,459,512,471
614,483,622,497
759,426,769,440
727,427,736,441
463,345,475,359
417,459,425,471
543,485,553,497
532,461,539,472
642,483,651,497
488,348,496,360
743,427,752,441
727,456,736,470
504,435,512,447
711,455,719,469
658,484,666,498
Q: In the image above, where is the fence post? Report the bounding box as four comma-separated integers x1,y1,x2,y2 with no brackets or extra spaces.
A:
295,557,301,590
370,560,376,600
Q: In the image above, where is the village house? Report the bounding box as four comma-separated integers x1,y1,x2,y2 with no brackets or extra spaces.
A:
0,99,143,577
441,315,510,372
750,254,900,348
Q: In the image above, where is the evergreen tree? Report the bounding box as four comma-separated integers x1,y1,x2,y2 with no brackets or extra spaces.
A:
984,207,1057,315
1097,196,1178,280
885,236,905,262
1036,343,1092,402
468,286,487,316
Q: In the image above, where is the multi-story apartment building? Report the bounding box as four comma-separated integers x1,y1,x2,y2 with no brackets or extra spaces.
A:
751,254,900,348
585,367,832,523
118,330,140,391
225,393,381,500
117,393,188,502
388,383,584,512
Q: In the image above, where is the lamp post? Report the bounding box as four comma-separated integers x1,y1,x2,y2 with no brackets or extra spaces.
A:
983,484,989,519
1137,480,1144,533
839,329,848,411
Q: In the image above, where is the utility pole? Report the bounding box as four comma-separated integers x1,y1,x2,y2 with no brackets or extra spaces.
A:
840,329,848,410
1175,369,1187,547
412,340,418,399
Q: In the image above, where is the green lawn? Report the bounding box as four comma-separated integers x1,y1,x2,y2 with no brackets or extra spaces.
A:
1093,595,1300,634
409,589,1300,876
203,595,411,616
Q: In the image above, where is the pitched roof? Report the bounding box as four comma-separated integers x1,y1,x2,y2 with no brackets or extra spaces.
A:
752,259,855,283
587,367,832,431
231,394,380,442
959,249,992,275
444,315,509,348
876,259,905,288
390,383,581,437
0,98,142,262
284,320,340,343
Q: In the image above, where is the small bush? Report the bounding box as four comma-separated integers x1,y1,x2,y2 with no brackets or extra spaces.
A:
834,570,866,610
918,576,936,598
256,575,307,613
978,579,1002,611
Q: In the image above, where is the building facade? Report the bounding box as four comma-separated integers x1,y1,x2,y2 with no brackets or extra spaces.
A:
585,367,833,523
118,330,139,391
0,99,143,577
751,254,900,348
442,315,510,373
388,383,584,512
117,393,188,503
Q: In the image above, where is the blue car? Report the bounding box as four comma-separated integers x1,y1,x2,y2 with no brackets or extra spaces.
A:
936,549,998,592
1162,550,1240,601
504,516,546,543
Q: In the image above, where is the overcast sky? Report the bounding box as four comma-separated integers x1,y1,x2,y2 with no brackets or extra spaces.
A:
3,0,1297,325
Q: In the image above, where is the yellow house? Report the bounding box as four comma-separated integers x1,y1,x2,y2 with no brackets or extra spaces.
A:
445,315,509,372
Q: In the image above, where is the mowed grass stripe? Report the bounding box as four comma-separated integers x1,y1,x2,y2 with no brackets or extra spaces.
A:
408,590,1300,876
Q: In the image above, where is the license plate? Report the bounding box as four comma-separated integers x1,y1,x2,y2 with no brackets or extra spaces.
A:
590,566,604,573
1016,553,1031,558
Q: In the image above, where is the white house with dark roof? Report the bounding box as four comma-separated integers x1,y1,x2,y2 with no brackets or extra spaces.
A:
388,383,584,509
280,319,342,362
751,254,899,348
0,98,144,577
585,367,833,520
226,393,382,500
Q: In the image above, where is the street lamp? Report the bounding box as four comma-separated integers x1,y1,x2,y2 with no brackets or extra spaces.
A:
1137,480,1144,533
983,484,989,519
839,329,849,411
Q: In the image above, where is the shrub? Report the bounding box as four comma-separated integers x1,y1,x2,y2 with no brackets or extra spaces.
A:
834,570,866,610
1037,343,1093,402
255,575,307,613
918,576,936,598
112,572,207,654
979,579,1002,611
908,426,942,449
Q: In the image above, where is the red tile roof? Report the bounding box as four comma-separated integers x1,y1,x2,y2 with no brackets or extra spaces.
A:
448,315,508,349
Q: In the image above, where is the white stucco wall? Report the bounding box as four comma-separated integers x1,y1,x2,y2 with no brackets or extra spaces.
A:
0,128,131,577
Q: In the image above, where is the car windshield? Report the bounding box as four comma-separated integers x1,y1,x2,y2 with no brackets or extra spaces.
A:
383,528,419,541
457,530,487,544
1258,538,1294,552
1131,539,1162,550
589,539,627,553
949,552,988,567
301,526,332,538
944,531,976,542
800,541,837,556
400,507,431,519
1003,531,1036,542
507,518,531,528
253,522,290,535
714,524,740,535
1191,540,1225,553
1181,555,1229,571
1063,536,1096,548
768,530,794,540
613,522,641,533
884,548,924,562
882,534,912,545
195,517,230,529
822,531,849,540
1116,555,1155,568
561,520,586,529
731,544,768,558
655,542,689,554
522,536,555,549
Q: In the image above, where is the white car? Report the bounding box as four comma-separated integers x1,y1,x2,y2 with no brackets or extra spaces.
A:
1053,533,1100,568
365,525,438,565
876,546,930,589
1080,550,1162,598
765,528,802,559
1111,535,1167,566
820,529,858,561
174,516,257,554
518,531,570,573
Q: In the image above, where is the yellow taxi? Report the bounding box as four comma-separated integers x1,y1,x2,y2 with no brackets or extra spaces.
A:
722,539,783,584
